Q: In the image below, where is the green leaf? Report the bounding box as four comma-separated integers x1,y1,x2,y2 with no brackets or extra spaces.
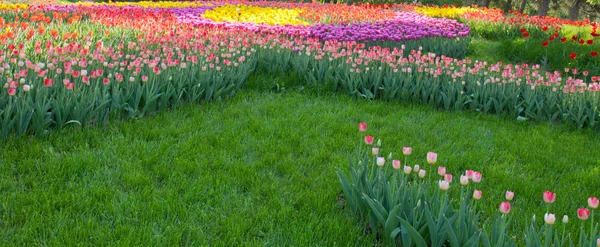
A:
385,204,403,242
398,217,428,247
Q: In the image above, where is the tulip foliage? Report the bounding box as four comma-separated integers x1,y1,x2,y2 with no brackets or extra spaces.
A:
338,123,600,247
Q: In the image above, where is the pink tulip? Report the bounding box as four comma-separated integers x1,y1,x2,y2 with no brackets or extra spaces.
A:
459,175,468,186
588,197,599,209
66,83,74,91
365,136,374,145
444,174,453,183
392,160,401,170
22,84,30,93
505,191,514,201
358,122,367,132
499,202,511,214
403,166,412,174
437,166,446,176
473,190,482,200
402,147,412,155
7,88,16,96
465,170,474,179
472,172,482,183
413,164,420,173
543,191,556,204
372,148,379,156
427,152,438,164
578,208,591,220
418,169,426,178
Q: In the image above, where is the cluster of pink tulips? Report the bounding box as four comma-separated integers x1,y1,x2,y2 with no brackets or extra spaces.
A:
338,122,600,246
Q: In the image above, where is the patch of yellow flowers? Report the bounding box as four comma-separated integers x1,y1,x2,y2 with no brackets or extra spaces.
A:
0,3,29,10
77,1,211,8
415,6,480,18
203,4,308,26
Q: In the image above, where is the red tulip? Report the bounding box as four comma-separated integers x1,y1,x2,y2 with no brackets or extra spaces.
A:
519,27,526,33
569,52,578,59
578,208,591,220
542,26,548,31
541,41,549,47
560,37,567,43
587,39,593,45
543,191,556,204
499,202,511,214
358,122,367,132
522,32,530,38
365,136,374,145
43,78,53,87
579,39,585,45
592,51,599,57
66,83,74,91
572,35,578,40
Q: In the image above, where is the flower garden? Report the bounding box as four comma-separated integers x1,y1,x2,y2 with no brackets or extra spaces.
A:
0,0,599,246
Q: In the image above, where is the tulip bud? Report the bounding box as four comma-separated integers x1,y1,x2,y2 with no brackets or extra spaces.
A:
388,152,393,161
403,166,412,174
418,169,426,178
543,191,556,204
376,139,381,147
413,164,420,173
544,213,556,225
372,147,379,156
23,84,30,92
358,122,367,132
402,147,412,155
365,136,374,145
444,174,453,183
460,175,469,186
562,215,569,224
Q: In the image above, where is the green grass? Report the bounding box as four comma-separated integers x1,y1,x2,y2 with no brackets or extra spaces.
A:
1,82,599,245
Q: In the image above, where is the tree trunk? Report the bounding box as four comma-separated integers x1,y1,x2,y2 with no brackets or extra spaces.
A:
569,0,584,20
503,0,513,14
482,0,491,7
519,0,527,12
537,0,550,17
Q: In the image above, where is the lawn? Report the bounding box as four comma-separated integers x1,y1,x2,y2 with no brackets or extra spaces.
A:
2,78,599,245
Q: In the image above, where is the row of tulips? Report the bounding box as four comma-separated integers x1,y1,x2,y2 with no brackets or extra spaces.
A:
337,122,600,246
0,3,600,138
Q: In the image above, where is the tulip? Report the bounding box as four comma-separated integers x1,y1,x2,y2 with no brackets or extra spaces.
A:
418,170,426,178
544,213,556,225
562,215,569,224
465,170,474,179
473,190,482,200
578,208,590,220
597,238,599,247
472,172,482,183
23,84,30,92
392,160,401,170
413,164,420,173
444,174,453,183
403,166,412,174
438,180,449,191
589,197,599,209
499,202,511,214
372,148,379,156
358,122,367,132
365,136,374,145
7,88,16,96
460,175,468,186
376,157,385,167
437,166,446,176
505,191,514,201
543,191,556,204
402,147,412,155
376,139,382,147
426,152,437,164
